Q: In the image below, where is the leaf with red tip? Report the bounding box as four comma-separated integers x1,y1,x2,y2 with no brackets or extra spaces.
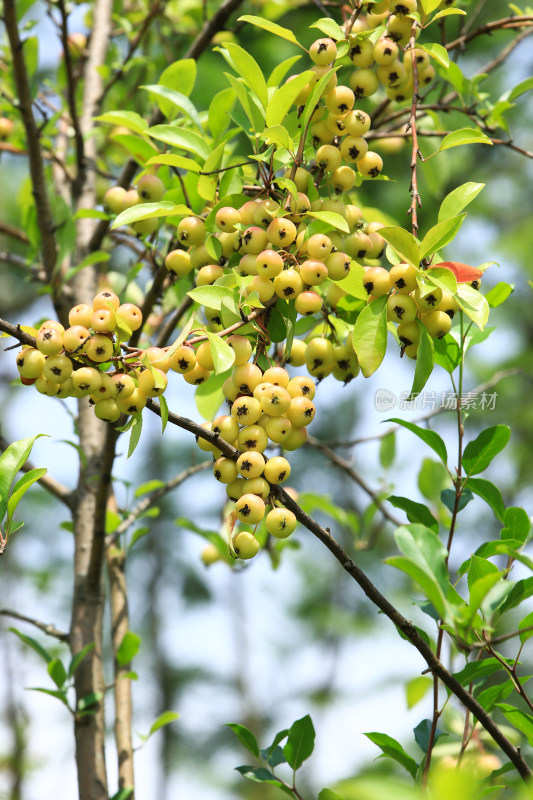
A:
433,262,483,283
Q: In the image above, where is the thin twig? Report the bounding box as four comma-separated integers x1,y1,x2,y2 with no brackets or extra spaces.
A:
407,22,422,239
0,608,69,642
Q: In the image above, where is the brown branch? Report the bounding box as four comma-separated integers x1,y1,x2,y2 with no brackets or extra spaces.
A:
146,399,239,459
88,0,246,253
407,22,422,239
57,0,86,197
0,608,69,642
271,485,532,780
445,16,533,51
4,0,57,277
0,221,30,244
106,461,211,547
0,435,74,509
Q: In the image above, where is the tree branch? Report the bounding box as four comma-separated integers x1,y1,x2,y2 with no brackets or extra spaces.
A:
0,608,69,642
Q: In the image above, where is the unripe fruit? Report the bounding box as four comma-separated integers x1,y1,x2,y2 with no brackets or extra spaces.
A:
310,37,337,65
104,186,127,214
349,39,373,67
404,47,430,72
386,293,417,323
274,269,304,300
120,189,140,210
16,347,46,379
86,335,114,363
250,275,276,303
391,0,417,13
437,290,460,319
389,262,418,293
137,174,165,202
94,398,121,423
286,338,307,367
196,422,220,455
215,206,241,232
111,373,135,398
309,65,337,94
213,414,240,443
262,366,289,387
363,267,391,297
201,544,222,566
344,109,371,136
306,337,334,370
116,303,142,331
344,230,371,260
242,477,270,501
177,216,206,246
397,320,421,347
92,372,118,401
237,253,257,276
325,86,355,116
283,426,308,450
254,197,280,227
287,396,316,427
0,117,14,139
388,13,413,46
349,68,379,99
326,113,348,137
287,376,316,400
117,387,147,414
144,347,170,373
264,416,292,444
213,457,238,484
357,151,384,178
238,226,269,254
414,285,443,312
239,200,260,226
287,166,310,193
231,396,262,426
189,243,211,269
340,135,368,163
260,385,292,417
286,193,311,222
36,328,64,355
267,218,297,248
377,61,407,89
197,264,224,286
69,303,93,328
72,367,102,394
91,308,116,333
237,424,268,453
165,249,192,277
183,363,211,385
232,363,263,394
93,289,120,312
227,478,246,502
295,291,322,316
235,493,265,524
169,345,196,374
232,531,259,560
256,249,284,279
63,325,91,353
299,259,328,286
226,335,253,366
419,64,436,87
43,354,73,384
35,377,60,396
307,234,333,260
422,310,452,339
196,341,215,371
326,251,351,281
236,451,265,479
264,456,291,484
326,283,347,309
266,507,297,538
311,119,335,146
373,37,399,65
56,378,75,399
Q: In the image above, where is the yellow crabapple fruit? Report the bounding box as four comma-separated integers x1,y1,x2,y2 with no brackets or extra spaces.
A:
137,174,165,202
363,267,391,297
235,493,266,524
117,388,147,415
177,216,206,246
183,364,211,385
421,310,452,339
165,249,192,277
169,345,196,374
389,263,418,293
16,347,46,379
265,507,297,538
236,451,265,479
264,456,291,484
310,37,337,65
386,293,417,323
213,458,238,484
93,289,120,311
116,303,142,331
232,531,259,560
69,303,93,327
43,354,73,384
287,396,316,427
237,424,268,453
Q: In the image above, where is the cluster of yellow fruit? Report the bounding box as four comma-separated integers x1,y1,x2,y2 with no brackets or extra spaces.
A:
198,359,316,559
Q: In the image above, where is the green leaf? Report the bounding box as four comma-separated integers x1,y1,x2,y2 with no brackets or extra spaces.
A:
283,714,316,770
337,262,368,301
379,432,396,469
110,132,159,165
420,42,449,69
146,125,210,159
387,496,439,532
127,413,143,459
235,765,292,795
116,632,141,667
352,295,388,378
158,58,196,98
440,488,472,514
112,201,190,230
29,687,71,708
419,0,442,15
140,85,201,129
462,425,511,476
68,643,96,678
301,67,338,130
379,227,420,268
496,704,533,746
195,371,228,421
145,711,180,740
110,789,134,800
198,141,226,202
438,182,485,223
501,506,530,544
6,467,47,533
237,15,304,49
0,434,47,523
407,326,434,400
187,285,233,309
406,676,432,709
419,214,466,260
466,478,506,522
431,7,466,20
456,284,490,329
77,691,103,712
94,110,148,134
47,657,67,689
225,723,260,758
306,211,349,234
423,268,457,296
318,791,345,800
205,331,236,375
428,128,493,158
261,125,295,153
385,419,447,465
509,76,533,102
268,55,303,88
266,70,314,127
8,628,52,663
485,281,514,308
519,612,533,645
364,731,418,779
220,42,268,110
310,17,344,39
433,334,461,374
208,87,236,141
